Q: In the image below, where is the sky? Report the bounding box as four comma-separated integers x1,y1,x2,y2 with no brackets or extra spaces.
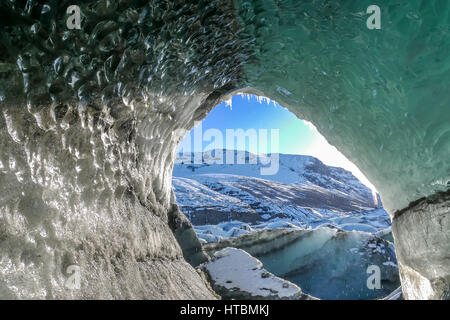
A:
178,94,376,191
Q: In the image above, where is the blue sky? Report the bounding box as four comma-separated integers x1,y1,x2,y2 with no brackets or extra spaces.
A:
178,94,376,190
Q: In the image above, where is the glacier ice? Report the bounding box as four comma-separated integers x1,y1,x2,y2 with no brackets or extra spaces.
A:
0,0,448,299
235,0,450,214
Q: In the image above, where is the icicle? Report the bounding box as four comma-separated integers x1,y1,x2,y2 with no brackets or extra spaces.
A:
224,96,232,109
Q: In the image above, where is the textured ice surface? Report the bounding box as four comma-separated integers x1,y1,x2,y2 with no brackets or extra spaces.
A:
0,0,240,299
234,0,450,213
0,0,448,299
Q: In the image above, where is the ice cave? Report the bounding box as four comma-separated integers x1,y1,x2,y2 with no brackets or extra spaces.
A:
0,0,448,300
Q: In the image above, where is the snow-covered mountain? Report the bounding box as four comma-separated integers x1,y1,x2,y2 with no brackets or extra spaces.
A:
172,150,391,243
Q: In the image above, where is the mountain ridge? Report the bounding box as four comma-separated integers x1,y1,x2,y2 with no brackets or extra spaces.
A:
172,150,390,242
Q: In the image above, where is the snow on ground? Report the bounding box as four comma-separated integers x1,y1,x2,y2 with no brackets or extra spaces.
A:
200,247,314,300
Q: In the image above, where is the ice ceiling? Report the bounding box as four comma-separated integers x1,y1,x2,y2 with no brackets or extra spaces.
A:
0,0,448,299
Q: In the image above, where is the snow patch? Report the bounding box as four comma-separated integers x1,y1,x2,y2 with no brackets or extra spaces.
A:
201,247,311,299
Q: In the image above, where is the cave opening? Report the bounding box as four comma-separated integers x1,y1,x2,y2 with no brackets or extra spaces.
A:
0,0,447,301
172,93,400,300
